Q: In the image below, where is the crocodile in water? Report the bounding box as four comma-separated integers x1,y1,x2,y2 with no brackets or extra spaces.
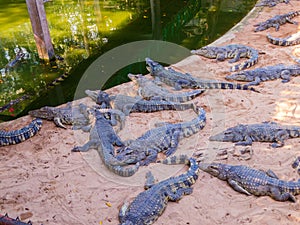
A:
0,118,42,146
28,102,91,131
191,44,260,72
119,157,200,224
114,107,206,166
145,57,259,92
72,109,139,177
254,11,300,32
225,64,300,86
85,89,197,116
267,33,300,46
200,162,300,202
128,73,204,103
209,121,300,148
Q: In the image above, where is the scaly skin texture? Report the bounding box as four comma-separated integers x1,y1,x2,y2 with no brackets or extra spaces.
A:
225,64,300,86
254,11,300,32
85,89,197,115
119,158,200,225
267,33,300,46
145,58,259,92
115,107,206,166
72,109,139,177
209,121,300,148
0,119,42,146
255,0,290,7
0,213,35,225
128,74,204,103
28,102,91,130
191,44,260,72
200,162,300,202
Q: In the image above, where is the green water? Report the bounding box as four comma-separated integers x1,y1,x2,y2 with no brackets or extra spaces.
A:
0,0,256,121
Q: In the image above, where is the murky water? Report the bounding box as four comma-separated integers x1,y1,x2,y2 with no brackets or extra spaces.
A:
0,0,256,120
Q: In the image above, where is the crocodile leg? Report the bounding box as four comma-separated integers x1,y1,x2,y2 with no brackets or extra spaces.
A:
228,179,252,195
145,171,156,189
72,140,100,152
270,187,296,202
235,136,253,146
280,70,291,83
165,130,181,156
265,169,279,179
54,117,67,129
141,149,158,166
166,187,194,201
228,51,241,63
245,76,262,86
271,130,289,148
216,53,226,61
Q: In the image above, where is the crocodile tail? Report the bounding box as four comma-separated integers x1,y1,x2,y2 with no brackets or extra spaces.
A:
0,119,42,146
164,89,204,103
183,106,206,137
196,82,259,93
159,154,190,165
267,34,300,46
108,162,140,177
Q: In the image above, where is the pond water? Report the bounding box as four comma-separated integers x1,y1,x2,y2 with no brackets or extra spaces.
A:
0,0,256,121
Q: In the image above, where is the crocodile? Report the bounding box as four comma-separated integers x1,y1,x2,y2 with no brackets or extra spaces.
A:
200,162,300,202
119,157,200,225
254,11,300,32
28,102,91,131
114,107,206,166
267,33,300,46
255,0,290,7
145,58,259,92
209,121,300,148
225,64,300,86
72,109,139,177
191,44,260,72
128,73,204,103
0,213,35,225
85,89,197,116
0,118,42,146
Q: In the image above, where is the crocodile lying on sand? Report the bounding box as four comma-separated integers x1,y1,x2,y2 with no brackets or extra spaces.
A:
119,157,200,224
114,107,206,166
267,33,300,46
200,162,300,202
72,109,139,177
191,44,260,72
255,0,290,7
85,89,197,116
28,102,91,131
225,64,300,86
145,58,259,92
254,10,300,32
209,121,300,148
128,74,204,103
0,118,42,146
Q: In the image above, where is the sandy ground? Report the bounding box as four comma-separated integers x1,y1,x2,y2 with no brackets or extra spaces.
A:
2,2,300,224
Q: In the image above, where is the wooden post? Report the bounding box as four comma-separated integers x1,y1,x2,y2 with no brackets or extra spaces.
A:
150,0,161,40
26,0,55,61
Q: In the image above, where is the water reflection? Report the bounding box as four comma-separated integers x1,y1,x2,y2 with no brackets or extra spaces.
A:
0,0,256,120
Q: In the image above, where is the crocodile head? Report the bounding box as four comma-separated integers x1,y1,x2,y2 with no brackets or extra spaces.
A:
209,125,246,142
225,72,253,82
190,46,219,58
128,73,149,87
96,91,112,108
200,163,231,180
145,57,164,74
28,106,57,120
